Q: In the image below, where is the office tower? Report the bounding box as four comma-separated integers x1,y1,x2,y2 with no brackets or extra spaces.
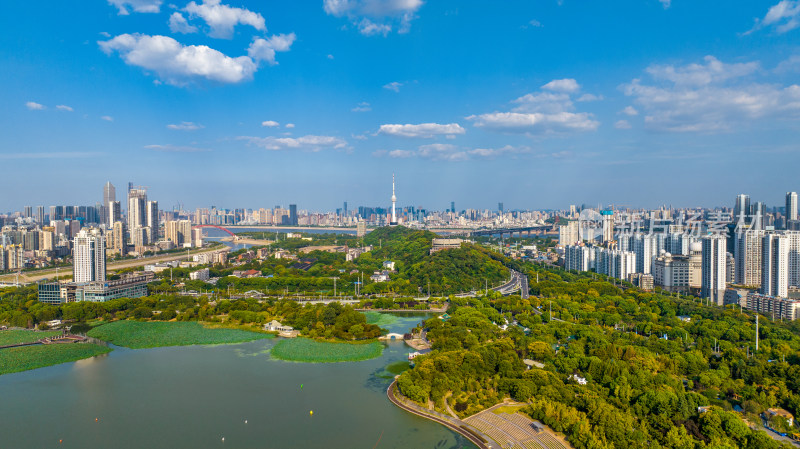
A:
450,201,455,214
702,235,727,305
146,201,159,242
24,206,32,218
559,221,580,246
498,203,504,214
787,192,798,222
127,187,147,234
343,201,348,217
735,229,765,286
36,206,44,224
762,233,789,298
108,201,121,227
104,182,116,207
734,194,750,224
73,228,106,283
112,221,127,256
289,204,298,226
751,202,766,230
49,205,58,222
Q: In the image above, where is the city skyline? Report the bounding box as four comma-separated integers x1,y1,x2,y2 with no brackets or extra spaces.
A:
3,1,800,209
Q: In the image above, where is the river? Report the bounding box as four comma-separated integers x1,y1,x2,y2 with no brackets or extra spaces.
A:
0,313,475,449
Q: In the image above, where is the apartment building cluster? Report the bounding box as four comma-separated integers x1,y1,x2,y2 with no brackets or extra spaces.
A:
559,192,800,320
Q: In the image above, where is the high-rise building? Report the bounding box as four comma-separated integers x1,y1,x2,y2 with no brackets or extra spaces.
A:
103,182,115,224
601,210,614,243
498,202,504,214
356,220,367,238
558,221,580,246
735,229,765,286
112,221,127,256
36,206,44,224
734,194,750,225
24,206,32,219
702,235,727,305
165,220,192,247
289,204,298,226
787,192,798,222
108,201,121,227
751,202,766,230
343,201,348,217
762,233,789,298
73,228,106,283
450,201,455,214
146,201,159,242
127,187,147,240
633,233,658,275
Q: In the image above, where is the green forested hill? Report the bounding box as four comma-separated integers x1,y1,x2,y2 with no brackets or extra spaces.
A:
357,226,510,295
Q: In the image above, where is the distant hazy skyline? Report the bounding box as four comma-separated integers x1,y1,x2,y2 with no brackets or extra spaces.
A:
2,1,800,212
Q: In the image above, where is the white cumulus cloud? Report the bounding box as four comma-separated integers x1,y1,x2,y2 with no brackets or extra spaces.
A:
621,106,638,116
746,1,800,34
240,135,347,151
377,123,466,138
614,120,632,129
542,78,580,93
167,121,203,130
383,81,403,92
26,102,45,110
261,120,280,127
107,0,161,15
467,81,600,134
99,34,258,85
323,0,423,36
56,105,74,112
248,33,296,65
184,0,266,39
169,12,198,34
622,55,800,132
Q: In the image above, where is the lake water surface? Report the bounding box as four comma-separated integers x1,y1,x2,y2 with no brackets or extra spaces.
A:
0,314,474,449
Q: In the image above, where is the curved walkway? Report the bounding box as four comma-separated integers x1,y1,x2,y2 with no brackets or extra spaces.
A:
387,380,500,449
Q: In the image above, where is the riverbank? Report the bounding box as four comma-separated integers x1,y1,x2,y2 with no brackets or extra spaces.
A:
0,343,111,375
271,337,383,363
86,321,274,349
386,380,498,449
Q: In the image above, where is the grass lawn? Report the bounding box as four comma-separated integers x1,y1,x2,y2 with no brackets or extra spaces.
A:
0,330,61,346
0,344,111,375
271,337,383,363
86,321,273,349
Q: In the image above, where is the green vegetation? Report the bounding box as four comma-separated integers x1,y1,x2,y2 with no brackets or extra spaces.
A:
86,321,273,349
0,344,111,375
397,263,800,449
271,337,382,363
0,330,61,346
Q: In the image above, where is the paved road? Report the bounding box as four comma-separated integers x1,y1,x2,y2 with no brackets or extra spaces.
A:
0,246,228,285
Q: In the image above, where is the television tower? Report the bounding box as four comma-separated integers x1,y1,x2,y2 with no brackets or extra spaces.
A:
390,174,397,226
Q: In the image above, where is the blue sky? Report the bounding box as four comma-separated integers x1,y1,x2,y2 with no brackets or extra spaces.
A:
1,0,800,212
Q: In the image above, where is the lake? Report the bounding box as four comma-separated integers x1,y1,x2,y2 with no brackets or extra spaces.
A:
0,314,475,449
